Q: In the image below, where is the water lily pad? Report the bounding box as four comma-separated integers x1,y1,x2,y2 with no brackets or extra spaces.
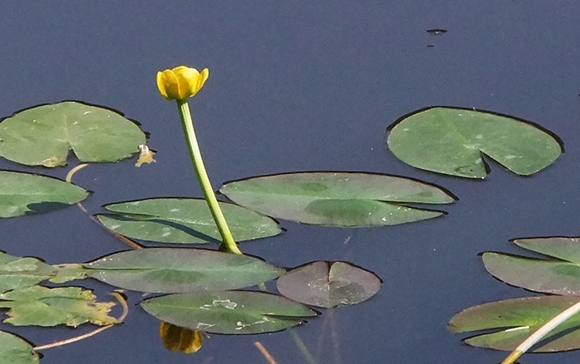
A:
141,291,318,334
96,198,281,244
482,237,580,295
448,296,580,352
0,171,89,218
0,251,56,293
84,248,284,293
0,330,38,364
0,101,146,167
220,172,455,227
276,261,381,308
387,107,562,178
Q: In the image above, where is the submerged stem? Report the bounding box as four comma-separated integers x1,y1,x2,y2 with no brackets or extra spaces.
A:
177,100,242,255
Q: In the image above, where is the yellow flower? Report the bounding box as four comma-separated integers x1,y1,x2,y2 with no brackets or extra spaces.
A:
156,66,209,101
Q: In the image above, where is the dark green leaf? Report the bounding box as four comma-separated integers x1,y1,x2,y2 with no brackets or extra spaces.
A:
387,107,562,178
482,237,580,295
449,296,580,352
141,291,318,334
0,101,146,167
84,248,284,293
96,198,281,244
276,261,381,308
0,171,89,218
220,172,454,227
0,330,38,364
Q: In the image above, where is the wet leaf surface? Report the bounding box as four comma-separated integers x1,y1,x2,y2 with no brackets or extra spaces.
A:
387,107,562,178
221,172,455,227
141,290,318,334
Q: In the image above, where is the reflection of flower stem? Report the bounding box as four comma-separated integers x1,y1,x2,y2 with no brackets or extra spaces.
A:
501,299,580,364
177,100,242,255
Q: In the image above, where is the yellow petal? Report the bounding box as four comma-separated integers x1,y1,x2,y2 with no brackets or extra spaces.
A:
159,322,203,354
135,145,156,167
156,66,210,101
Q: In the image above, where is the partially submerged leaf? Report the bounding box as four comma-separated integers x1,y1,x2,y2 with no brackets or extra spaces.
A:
0,171,89,218
141,291,318,334
276,261,381,308
96,198,281,244
49,263,90,284
387,107,562,178
0,330,39,364
0,286,119,327
84,248,285,293
0,101,146,167
220,172,455,227
448,296,580,352
482,237,580,295
0,251,56,293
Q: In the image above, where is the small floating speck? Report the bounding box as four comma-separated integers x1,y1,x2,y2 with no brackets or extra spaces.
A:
427,28,447,35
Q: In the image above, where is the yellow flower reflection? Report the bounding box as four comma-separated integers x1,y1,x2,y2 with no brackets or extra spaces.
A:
156,66,209,101
159,322,204,354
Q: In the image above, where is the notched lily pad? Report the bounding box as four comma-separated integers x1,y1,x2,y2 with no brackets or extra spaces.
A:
276,261,381,308
0,330,38,364
96,197,281,244
482,237,580,295
0,170,89,218
84,248,284,293
449,296,580,352
0,101,146,167
141,290,319,334
387,107,563,178
220,172,455,227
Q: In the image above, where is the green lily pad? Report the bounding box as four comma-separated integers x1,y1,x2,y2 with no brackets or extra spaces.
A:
276,261,381,308
141,291,318,334
0,171,89,218
84,248,284,293
0,286,119,327
0,330,38,364
0,251,56,293
387,107,562,178
220,172,455,227
0,101,146,167
482,237,580,295
96,198,281,244
448,296,580,352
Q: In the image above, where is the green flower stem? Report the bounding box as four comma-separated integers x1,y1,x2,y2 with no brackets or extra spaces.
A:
176,100,242,255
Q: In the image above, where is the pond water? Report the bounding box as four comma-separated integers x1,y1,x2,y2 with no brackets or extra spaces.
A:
1,2,580,363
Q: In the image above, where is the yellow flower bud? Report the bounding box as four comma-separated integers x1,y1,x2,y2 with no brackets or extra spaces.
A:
156,66,209,101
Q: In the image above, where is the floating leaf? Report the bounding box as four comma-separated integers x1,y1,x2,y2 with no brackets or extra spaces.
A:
0,286,119,327
159,322,203,354
482,237,580,295
387,107,562,178
49,263,89,284
0,330,38,364
96,198,281,244
0,252,56,293
0,101,146,167
276,261,381,308
220,172,455,227
448,296,580,352
84,248,284,293
141,291,318,334
0,171,89,218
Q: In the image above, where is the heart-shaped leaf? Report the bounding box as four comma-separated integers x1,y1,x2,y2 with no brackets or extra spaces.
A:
96,198,281,244
84,248,284,293
387,107,562,178
0,101,146,167
482,237,580,295
276,261,381,308
0,330,38,364
448,296,580,352
220,172,455,227
0,171,89,218
141,291,318,334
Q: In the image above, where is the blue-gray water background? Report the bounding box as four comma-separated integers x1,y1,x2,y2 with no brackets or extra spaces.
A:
1,2,580,363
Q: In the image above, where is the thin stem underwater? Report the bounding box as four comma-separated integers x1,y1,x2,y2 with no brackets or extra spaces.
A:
177,100,242,255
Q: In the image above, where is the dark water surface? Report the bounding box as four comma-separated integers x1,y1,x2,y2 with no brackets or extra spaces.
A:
1,2,580,363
